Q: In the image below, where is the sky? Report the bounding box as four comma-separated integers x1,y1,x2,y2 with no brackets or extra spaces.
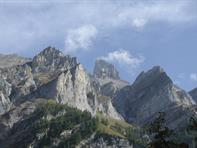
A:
0,0,197,91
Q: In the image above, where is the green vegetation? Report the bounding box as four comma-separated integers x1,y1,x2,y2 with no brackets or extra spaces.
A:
32,100,98,148
147,112,189,148
29,100,149,148
96,111,148,147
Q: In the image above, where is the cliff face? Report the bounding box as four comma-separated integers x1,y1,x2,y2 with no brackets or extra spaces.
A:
0,79,12,114
113,66,196,129
0,46,196,147
94,59,120,80
0,47,121,118
189,87,197,103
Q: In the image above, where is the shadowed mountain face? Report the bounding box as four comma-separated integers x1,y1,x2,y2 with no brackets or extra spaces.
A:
189,87,197,102
113,66,196,129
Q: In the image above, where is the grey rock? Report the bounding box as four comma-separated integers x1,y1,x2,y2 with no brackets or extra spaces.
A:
94,59,120,80
0,64,37,101
33,64,98,114
189,87,197,103
0,54,31,68
113,66,196,129
0,79,12,115
0,99,44,141
79,133,133,148
32,46,77,73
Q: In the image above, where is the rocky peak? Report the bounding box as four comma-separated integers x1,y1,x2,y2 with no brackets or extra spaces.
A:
93,59,120,80
32,46,77,73
132,66,172,91
189,87,197,102
113,66,195,128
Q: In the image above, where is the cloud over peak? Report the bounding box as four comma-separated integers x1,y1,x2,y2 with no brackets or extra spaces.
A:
99,49,144,68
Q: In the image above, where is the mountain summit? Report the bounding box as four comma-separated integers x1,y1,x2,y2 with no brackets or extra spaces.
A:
113,66,196,129
93,59,120,80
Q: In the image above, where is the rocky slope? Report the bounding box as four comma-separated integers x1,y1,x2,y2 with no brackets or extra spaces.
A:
113,66,196,129
0,100,136,148
189,87,197,102
0,47,121,119
92,59,129,98
0,46,196,147
0,54,31,68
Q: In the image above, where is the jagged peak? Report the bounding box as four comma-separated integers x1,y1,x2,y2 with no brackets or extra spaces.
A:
35,46,64,58
132,66,172,89
31,46,78,73
93,59,120,80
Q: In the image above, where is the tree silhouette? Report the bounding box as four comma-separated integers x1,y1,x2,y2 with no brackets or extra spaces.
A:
148,112,190,148
187,108,197,148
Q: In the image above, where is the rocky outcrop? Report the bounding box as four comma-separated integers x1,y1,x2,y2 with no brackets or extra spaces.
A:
94,59,120,80
0,54,30,68
0,79,12,115
79,134,133,148
31,64,98,114
31,46,77,73
189,87,197,103
113,66,196,129
97,95,123,120
0,46,125,120
0,99,44,141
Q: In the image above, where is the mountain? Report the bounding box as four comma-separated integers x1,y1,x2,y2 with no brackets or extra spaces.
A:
93,59,120,80
189,87,197,102
93,59,129,98
0,54,31,68
0,100,135,148
0,46,196,147
0,47,121,119
113,66,196,129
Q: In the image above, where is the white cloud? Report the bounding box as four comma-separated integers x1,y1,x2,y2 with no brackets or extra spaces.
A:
131,18,147,28
65,25,97,53
0,0,196,54
114,0,196,28
99,49,144,68
190,73,197,82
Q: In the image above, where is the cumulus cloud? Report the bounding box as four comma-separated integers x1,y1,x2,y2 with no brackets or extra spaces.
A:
65,25,97,53
190,73,197,82
99,49,144,68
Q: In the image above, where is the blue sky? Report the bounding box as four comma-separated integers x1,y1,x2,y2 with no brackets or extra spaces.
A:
0,0,197,91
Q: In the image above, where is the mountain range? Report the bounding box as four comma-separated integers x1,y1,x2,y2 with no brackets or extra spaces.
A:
0,46,196,148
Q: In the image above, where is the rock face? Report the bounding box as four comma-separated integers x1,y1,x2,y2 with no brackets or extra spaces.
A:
94,59,120,80
80,134,133,148
31,47,77,73
0,54,30,68
32,64,98,114
91,60,129,119
189,87,197,103
113,66,196,129
0,79,12,115
0,47,121,118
